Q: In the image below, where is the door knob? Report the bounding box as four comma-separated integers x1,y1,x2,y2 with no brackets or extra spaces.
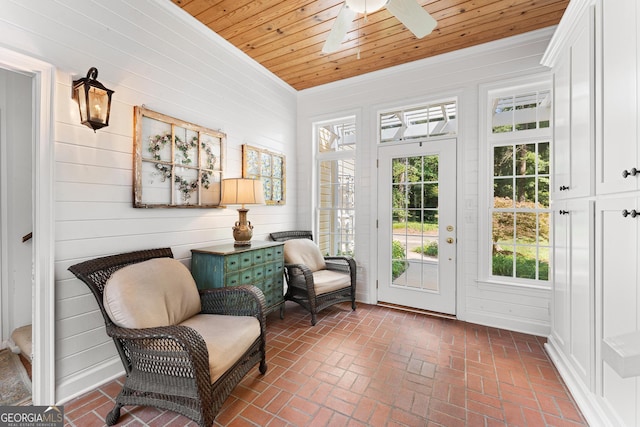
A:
446,237,454,244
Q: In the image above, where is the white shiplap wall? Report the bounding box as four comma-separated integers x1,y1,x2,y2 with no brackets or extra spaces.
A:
1,0,296,402
297,28,555,336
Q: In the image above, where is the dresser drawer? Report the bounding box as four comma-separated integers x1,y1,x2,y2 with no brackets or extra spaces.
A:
264,262,276,277
239,269,254,285
225,254,241,271
226,272,241,287
252,249,266,265
239,252,253,269
251,266,265,283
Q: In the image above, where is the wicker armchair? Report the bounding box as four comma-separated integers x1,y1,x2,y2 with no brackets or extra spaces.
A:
269,231,356,325
68,248,267,427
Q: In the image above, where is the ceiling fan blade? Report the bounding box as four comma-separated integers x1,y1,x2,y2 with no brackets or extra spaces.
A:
386,0,437,39
322,4,356,53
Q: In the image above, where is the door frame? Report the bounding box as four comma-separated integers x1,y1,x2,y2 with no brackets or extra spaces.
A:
0,47,55,405
376,139,457,314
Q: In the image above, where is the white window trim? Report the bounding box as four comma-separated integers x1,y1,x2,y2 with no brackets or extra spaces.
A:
478,73,553,288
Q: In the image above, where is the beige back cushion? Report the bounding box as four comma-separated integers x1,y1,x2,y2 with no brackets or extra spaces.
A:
283,239,326,272
103,258,201,328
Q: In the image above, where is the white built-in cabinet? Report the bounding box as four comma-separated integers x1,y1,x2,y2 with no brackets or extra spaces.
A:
544,0,640,425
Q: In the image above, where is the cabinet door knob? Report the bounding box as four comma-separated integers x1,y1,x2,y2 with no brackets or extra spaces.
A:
559,210,570,215
622,167,638,178
622,209,638,218
559,185,570,191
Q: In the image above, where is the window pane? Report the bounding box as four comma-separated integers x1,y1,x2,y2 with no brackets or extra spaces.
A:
538,247,550,280
515,177,536,203
423,155,439,181
514,93,538,131
494,179,514,206
538,142,550,174
380,100,457,142
538,213,550,244
538,177,550,208
515,144,536,175
493,96,514,133
494,146,513,176
492,212,514,246
493,252,513,277
423,211,438,231
492,91,551,134
515,247,537,279
408,184,421,209
423,183,438,208
516,212,537,243
318,121,355,153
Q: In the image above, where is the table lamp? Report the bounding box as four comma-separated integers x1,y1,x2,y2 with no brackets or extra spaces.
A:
221,178,265,246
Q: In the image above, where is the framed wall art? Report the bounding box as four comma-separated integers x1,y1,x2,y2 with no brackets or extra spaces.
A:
133,106,225,208
242,144,286,205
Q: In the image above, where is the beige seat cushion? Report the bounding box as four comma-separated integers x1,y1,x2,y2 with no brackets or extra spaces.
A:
181,314,260,383
103,258,201,328
312,270,351,295
284,239,326,272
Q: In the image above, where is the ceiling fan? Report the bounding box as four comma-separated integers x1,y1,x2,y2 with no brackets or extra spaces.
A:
322,0,437,54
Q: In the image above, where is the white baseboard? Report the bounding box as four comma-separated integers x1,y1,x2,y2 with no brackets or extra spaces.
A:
56,357,124,405
544,337,617,427
464,308,550,337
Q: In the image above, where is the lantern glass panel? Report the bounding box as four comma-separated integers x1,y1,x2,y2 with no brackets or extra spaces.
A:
76,85,88,122
89,86,109,124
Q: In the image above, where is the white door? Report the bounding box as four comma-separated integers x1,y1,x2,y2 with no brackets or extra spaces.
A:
377,139,456,314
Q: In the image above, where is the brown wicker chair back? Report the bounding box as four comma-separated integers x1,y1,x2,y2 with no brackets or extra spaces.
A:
269,230,313,241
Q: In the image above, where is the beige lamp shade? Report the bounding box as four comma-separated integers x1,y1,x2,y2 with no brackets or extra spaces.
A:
221,178,265,207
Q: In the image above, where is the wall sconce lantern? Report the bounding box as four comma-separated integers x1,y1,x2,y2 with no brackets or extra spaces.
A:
72,67,114,132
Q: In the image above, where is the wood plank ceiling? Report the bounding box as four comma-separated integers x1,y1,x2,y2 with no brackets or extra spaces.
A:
171,0,569,91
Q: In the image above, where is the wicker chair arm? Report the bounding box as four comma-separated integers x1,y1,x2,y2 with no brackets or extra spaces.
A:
199,285,265,317
284,263,316,297
105,323,211,383
324,256,356,274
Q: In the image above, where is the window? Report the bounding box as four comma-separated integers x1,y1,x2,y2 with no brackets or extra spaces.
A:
484,82,552,284
380,100,457,143
314,117,356,256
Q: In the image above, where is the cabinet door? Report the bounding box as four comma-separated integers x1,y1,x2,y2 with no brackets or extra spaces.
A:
553,7,594,200
597,196,639,426
552,199,594,387
551,200,570,349
598,0,640,195
568,10,594,199
567,199,594,388
553,56,571,201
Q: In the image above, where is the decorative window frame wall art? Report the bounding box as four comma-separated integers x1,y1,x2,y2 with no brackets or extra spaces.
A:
242,144,286,205
133,106,225,208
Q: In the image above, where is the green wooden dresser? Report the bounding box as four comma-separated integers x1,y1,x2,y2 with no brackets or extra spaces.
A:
190,241,285,317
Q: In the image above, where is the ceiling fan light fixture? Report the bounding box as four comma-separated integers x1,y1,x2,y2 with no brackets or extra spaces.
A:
345,0,388,14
